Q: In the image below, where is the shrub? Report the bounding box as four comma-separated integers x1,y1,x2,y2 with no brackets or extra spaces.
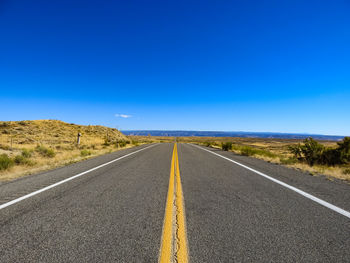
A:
240,146,255,156
0,122,10,127
80,150,92,157
14,155,26,164
18,121,27,126
343,168,350,175
320,147,340,166
35,145,56,158
0,154,14,170
221,142,232,151
231,144,241,151
103,138,111,146
337,137,350,164
288,138,324,166
131,140,139,146
118,140,127,148
288,144,303,161
204,141,212,147
302,138,324,166
288,137,350,166
21,148,32,158
14,155,34,165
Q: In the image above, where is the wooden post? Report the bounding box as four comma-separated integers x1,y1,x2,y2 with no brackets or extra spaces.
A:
77,132,81,145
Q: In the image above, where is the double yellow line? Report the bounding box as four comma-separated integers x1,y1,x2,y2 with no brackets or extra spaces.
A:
159,143,189,263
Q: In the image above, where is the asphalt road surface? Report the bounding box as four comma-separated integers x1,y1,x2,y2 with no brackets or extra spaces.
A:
0,143,349,262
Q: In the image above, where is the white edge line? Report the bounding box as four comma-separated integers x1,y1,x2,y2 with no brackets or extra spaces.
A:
190,143,350,219
0,144,157,210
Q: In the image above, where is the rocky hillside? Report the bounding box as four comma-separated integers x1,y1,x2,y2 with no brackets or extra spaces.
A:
0,120,127,148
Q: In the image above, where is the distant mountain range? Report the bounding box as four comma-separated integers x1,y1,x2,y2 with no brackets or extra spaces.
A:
122,130,345,141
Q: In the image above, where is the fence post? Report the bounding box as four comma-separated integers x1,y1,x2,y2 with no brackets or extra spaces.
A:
77,133,81,145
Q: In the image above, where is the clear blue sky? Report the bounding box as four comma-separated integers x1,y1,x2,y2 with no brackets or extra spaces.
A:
1,0,349,135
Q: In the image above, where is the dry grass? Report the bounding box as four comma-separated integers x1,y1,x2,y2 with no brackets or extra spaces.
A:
0,120,136,181
177,136,350,182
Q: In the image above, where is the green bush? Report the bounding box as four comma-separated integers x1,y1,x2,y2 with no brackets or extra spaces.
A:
80,150,92,157
35,145,56,158
288,144,303,160
240,146,255,156
14,155,34,166
221,142,232,151
14,155,26,164
343,168,350,175
21,148,32,158
0,154,14,170
320,148,340,166
288,137,350,166
337,137,350,164
118,140,127,148
302,138,324,166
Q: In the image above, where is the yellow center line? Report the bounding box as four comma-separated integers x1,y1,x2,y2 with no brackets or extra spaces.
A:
159,143,189,263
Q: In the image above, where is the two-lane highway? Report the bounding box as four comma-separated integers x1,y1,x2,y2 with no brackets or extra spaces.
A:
0,143,349,262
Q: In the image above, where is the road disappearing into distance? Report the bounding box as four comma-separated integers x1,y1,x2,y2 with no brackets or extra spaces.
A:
0,143,349,262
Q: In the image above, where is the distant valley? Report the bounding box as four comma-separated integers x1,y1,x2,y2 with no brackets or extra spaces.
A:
122,130,345,141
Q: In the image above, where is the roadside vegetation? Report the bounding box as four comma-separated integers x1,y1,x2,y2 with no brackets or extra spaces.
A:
0,120,140,180
177,136,350,182
2,122,348,183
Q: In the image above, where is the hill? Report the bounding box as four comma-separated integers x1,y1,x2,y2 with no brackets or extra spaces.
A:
0,120,127,147
0,120,129,180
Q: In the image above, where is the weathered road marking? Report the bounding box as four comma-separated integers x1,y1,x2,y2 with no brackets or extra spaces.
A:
159,143,189,263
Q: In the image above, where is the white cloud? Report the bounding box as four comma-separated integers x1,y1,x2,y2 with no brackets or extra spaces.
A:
115,114,132,118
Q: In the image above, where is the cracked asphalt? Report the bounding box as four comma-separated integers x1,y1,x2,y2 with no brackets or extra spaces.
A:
0,143,349,262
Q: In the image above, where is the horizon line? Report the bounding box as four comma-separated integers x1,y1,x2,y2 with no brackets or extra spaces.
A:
121,129,347,137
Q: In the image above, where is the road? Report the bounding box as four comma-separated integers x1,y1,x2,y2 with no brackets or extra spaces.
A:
0,143,349,262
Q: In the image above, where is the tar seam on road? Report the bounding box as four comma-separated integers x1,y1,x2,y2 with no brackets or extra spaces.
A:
0,144,157,211
159,143,189,263
191,144,350,219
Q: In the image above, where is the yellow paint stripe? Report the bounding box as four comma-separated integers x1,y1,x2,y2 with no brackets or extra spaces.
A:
159,143,189,263
174,143,189,263
159,144,176,262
